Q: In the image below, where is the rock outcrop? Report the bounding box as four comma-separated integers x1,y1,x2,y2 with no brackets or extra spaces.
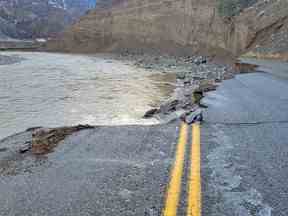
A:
50,0,288,58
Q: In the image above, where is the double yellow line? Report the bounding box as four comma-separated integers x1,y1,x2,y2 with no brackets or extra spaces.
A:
163,122,201,216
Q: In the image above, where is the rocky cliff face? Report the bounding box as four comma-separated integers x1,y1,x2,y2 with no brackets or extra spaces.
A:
0,0,95,39
51,0,288,58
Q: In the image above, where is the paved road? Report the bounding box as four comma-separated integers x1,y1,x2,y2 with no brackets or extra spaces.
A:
0,123,182,216
1,61,288,216
202,70,288,216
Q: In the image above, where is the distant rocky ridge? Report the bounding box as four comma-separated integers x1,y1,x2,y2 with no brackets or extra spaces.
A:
49,0,288,60
0,0,96,39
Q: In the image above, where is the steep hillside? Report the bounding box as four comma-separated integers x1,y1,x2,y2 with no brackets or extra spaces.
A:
0,0,95,39
242,0,288,60
50,0,288,59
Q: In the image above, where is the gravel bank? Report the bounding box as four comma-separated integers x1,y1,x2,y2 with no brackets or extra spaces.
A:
116,52,236,123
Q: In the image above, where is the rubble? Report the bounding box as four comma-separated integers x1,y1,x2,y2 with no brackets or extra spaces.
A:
125,53,234,124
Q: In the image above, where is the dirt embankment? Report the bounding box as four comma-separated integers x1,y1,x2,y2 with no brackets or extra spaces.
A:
47,0,288,61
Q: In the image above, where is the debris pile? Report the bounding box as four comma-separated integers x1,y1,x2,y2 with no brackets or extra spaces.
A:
137,54,233,124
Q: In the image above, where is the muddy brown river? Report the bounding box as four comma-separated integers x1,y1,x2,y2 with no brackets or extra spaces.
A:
0,52,176,139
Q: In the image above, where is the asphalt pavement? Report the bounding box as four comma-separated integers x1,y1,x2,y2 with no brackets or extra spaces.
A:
202,70,288,216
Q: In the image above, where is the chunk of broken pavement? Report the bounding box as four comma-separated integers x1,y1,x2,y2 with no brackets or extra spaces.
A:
183,109,203,124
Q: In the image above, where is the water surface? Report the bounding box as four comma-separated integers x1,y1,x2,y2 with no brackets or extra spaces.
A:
0,52,175,139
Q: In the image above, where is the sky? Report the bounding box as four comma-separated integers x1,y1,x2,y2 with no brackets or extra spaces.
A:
88,0,96,7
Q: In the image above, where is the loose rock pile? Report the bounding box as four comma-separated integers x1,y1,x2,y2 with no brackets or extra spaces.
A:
123,53,234,124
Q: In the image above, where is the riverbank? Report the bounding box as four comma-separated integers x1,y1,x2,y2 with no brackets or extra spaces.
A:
1,50,283,155
114,51,235,123
0,51,236,135
0,51,236,159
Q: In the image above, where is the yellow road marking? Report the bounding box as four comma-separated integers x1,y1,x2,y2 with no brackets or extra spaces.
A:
163,123,188,216
187,123,202,216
